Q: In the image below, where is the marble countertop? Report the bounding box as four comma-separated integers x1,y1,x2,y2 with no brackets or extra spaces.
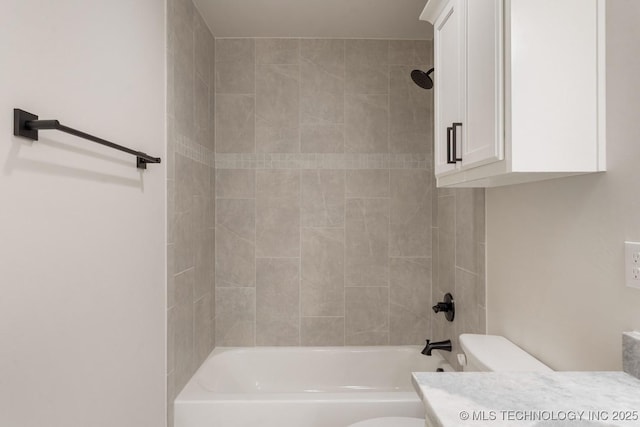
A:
412,371,640,427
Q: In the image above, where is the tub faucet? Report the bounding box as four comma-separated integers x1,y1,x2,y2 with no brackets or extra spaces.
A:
421,339,452,356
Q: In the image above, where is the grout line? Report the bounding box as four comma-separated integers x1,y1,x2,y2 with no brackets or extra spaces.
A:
387,44,392,346
298,38,302,346
455,265,480,277
343,39,347,346
253,39,257,348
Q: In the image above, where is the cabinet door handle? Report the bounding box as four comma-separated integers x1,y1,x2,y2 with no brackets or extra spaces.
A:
446,126,456,164
452,122,463,162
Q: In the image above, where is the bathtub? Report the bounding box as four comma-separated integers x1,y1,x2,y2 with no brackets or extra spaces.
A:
174,346,452,427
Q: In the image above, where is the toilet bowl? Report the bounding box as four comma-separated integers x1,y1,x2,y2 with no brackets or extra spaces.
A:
348,417,424,427
348,334,551,427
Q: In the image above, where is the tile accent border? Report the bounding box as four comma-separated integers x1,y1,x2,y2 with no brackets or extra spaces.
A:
623,331,640,379
176,134,215,167
215,153,430,170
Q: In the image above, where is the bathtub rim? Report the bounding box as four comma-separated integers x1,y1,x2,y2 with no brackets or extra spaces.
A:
175,345,453,403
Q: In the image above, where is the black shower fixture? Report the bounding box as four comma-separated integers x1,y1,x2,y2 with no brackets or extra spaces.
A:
432,293,454,322
410,68,434,90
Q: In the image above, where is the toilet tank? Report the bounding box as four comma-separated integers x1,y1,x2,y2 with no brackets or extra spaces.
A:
459,334,552,372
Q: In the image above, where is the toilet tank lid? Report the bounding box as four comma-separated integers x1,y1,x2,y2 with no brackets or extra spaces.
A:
459,334,552,372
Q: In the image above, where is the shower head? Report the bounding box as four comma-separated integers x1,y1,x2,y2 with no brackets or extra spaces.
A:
411,68,434,90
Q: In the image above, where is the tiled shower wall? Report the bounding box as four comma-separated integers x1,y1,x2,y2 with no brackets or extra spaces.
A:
167,0,216,422
214,38,437,346
432,187,486,368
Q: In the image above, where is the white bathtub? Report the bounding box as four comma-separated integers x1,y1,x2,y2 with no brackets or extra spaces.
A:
174,346,452,427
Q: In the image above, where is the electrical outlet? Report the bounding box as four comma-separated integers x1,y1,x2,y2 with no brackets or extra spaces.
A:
625,242,640,289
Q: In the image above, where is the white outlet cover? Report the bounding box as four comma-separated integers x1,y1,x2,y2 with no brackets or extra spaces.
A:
624,241,640,290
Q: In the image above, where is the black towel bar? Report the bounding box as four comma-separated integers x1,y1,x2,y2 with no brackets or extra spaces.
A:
13,108,161,169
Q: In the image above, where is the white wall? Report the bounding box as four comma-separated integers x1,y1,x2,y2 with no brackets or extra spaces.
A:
487,0,640,371
0,1,166,426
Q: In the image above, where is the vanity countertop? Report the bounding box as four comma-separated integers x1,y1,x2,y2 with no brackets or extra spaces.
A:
412,371,640,427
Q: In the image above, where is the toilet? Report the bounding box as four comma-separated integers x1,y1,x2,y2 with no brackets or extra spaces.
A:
348,334,551,427
458,333,552,372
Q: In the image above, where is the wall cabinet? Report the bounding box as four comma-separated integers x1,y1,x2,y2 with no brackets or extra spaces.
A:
422,0,606,187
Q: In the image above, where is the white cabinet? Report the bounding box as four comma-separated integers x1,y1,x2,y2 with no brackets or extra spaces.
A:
433,0,463,176
422,0,606,188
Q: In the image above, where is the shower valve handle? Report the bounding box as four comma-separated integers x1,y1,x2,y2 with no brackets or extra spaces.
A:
432,293,455,322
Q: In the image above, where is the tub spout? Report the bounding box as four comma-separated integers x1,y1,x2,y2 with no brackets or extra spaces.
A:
421,339,452,356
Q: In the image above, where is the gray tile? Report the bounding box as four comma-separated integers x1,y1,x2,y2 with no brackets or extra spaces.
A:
170,0,194,54
345,199,389,286
194,229,214,300
346,170,389,198
345,94,388,153
390,258,431,345
431,306,457,369
193,161,210,197
215,38,255,94
167,306,176,374
194,11,214,81
623,332,640,379
390,169,432,257
301,170,345,227
256,170,300,257
167,371,175,427
256,258,300,346
216,169,255,199
216,199,255,240
455,268,483,335
256,198,300,258
215,94,255,153
174,35,195,142
389,65,432,154
215,199,255,287
437,194,455,234
175,154,195,213
256,119,300,153
167,244,176,308
175,210,194,274
191,194,206,233
300,39,345,77
256,38,300,64
194,293,213,362
345,287,389,345
300,39,345,125
301,124,344,153
167,118,176,180
389,40,433,66
345,39,389,94
301,317,345,346
174,269,195,390
455,189,485,273
431,227,439,293
209,30,217,88
437,187,455,197
437,228,455,295
256,170,300,200
194,75,211,149
256,64,300,153
167,49,175,119
301,228,345,317
477,243,486,307
215,287,256,346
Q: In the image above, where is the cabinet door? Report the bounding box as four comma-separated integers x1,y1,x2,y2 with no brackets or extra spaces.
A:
433,0,464,176
461,0,503,168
